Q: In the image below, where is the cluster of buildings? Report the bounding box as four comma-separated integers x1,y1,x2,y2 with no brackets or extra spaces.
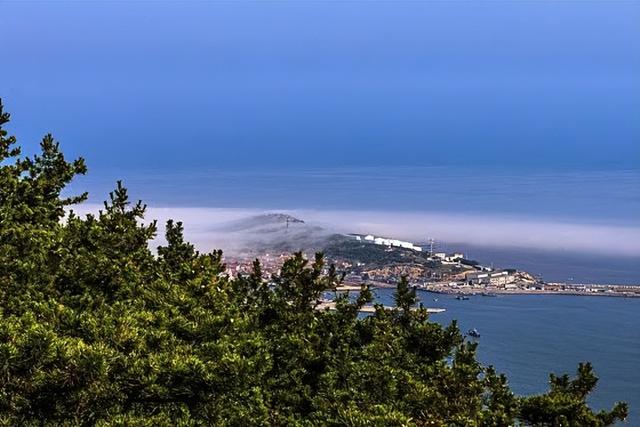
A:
432,252,465,263
465,270,518,288
224,251,303,279
351,234,423,252
223,235,530,295
222,237,639,298
419,269,532,294
351,234,468,265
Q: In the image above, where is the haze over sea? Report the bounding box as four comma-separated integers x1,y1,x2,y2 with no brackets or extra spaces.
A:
72,166,640,285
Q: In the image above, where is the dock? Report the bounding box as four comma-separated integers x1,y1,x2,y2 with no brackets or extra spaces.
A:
316,301,446,314
334,285,366,292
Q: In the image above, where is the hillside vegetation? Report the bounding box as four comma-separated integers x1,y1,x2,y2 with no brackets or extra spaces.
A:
0,99,628,426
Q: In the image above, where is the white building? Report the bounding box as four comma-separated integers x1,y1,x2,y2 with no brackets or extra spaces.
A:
353,234,422,252
466,270,516,286
433,252,464,262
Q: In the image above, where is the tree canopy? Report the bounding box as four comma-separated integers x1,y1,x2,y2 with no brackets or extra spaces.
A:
0,99,628,426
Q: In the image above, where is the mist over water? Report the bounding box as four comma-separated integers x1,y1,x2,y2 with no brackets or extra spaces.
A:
70,166,640,283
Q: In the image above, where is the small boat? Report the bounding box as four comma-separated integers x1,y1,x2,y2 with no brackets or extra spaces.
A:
433,297,439,302
456,295,469,300
467,328,481,338
481,292,497,297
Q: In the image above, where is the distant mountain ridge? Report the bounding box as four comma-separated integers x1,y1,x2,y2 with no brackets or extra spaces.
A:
220,213,305,233
213,213,336,256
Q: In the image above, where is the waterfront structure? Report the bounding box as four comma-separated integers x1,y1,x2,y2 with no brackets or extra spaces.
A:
354,234,423,252
433,252,465,263
466,270,516,286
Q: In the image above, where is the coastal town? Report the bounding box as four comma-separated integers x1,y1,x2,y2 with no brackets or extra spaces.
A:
225,233,640,298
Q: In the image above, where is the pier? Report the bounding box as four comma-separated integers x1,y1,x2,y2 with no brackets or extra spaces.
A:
316,300,446,314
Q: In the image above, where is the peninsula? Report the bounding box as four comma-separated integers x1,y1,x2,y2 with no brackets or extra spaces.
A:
222,214,640,298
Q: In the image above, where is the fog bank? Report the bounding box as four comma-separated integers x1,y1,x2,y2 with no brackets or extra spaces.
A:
71,205,640,258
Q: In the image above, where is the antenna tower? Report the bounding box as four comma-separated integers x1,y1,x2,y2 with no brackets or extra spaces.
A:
428,238,435,255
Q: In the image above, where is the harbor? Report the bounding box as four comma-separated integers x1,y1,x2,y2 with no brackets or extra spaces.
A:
419,281,640,298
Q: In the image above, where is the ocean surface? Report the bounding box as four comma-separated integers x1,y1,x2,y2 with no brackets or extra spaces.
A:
76,166,640,225
374,288,640,425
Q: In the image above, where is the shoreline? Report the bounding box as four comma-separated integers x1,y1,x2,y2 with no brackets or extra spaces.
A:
347,280,640,298
420,288,640,298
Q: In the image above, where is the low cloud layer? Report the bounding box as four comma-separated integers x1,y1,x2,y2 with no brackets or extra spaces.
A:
71,205,640,258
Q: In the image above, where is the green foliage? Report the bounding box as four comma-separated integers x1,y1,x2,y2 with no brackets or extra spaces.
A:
0,99,628,426
323,237,434,266
519,362,628,426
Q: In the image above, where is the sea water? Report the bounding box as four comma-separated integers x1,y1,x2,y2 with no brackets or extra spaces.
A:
374,288,640,425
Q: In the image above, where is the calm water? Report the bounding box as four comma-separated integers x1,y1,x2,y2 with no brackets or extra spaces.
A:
374,288,640,425
77,167,640,226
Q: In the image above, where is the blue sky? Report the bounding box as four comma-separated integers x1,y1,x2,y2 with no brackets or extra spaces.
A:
2,1,639,170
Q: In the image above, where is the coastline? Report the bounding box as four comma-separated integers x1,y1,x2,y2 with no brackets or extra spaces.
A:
351,280,640,298
421,288,640,298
